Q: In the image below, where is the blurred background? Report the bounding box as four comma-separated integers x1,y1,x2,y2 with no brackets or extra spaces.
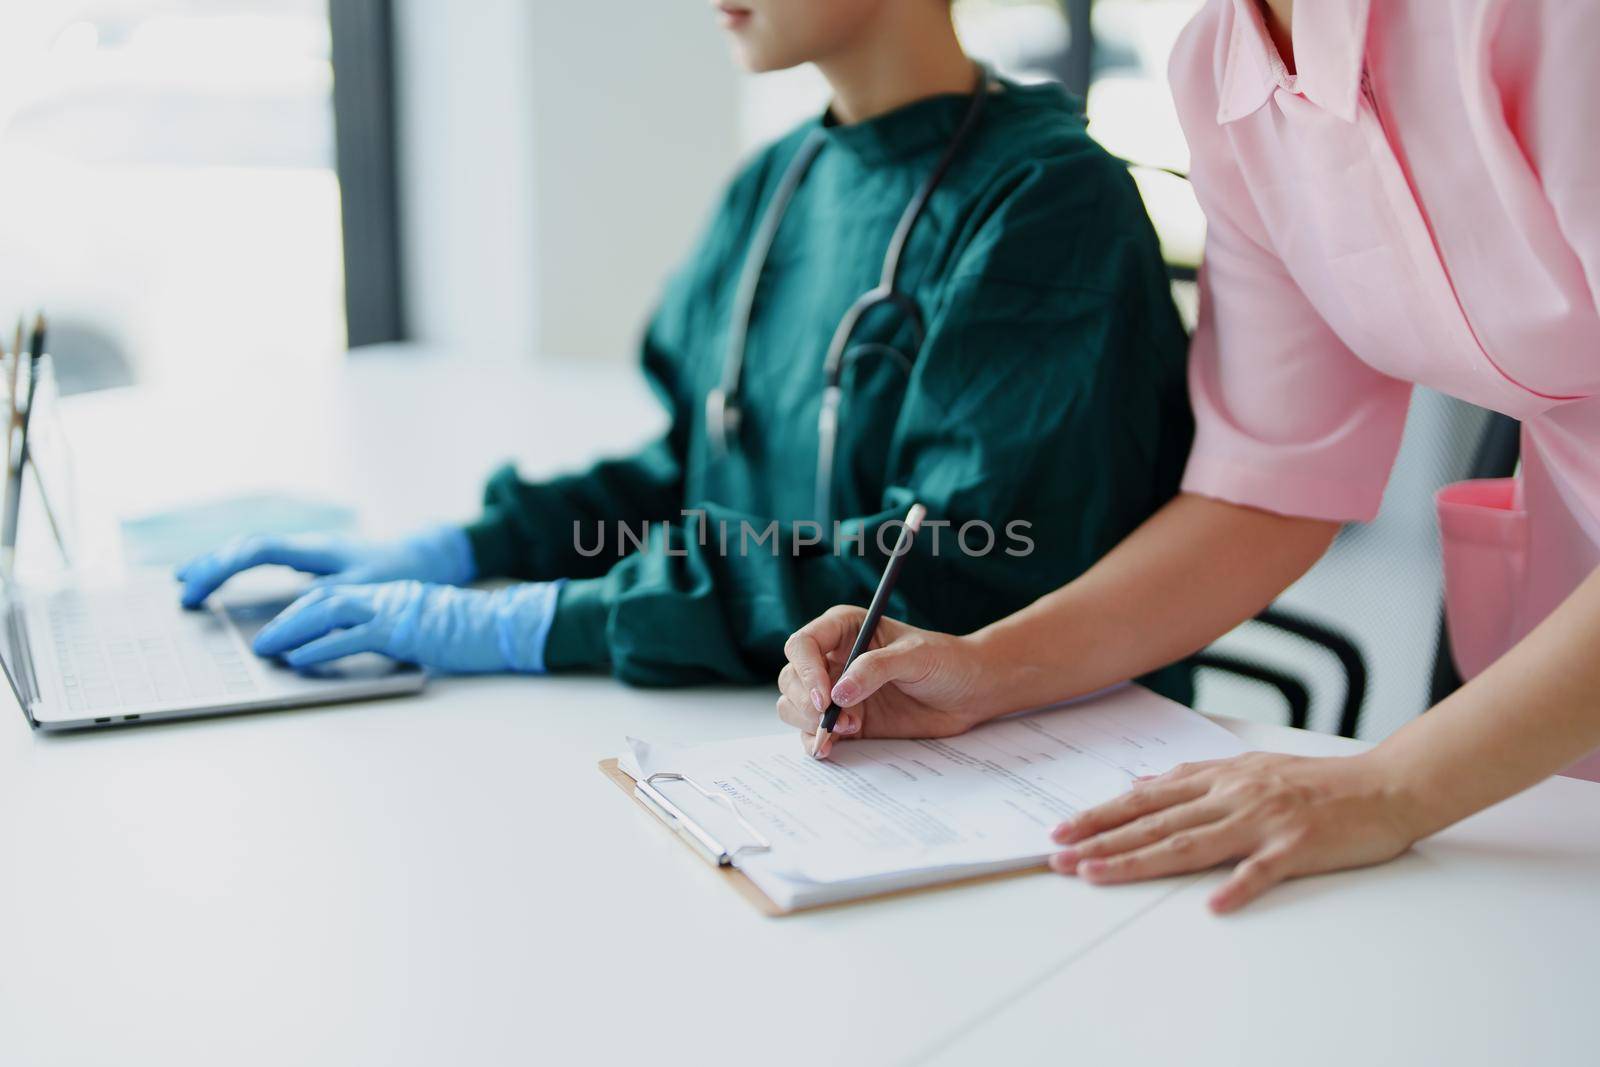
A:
0,0,1204,389
0,0,343,391
0,0,1497,744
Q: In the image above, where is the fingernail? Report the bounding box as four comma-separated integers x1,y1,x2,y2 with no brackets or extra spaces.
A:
832,679,859,706
1078,859,1107,878
1050,819,1075,842
838,719,860,735
1052,847,1079,866
810,688,825,712
1048,853,1077,875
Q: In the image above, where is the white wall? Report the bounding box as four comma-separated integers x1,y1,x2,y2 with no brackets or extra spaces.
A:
393,0,538,364
393,0,740,364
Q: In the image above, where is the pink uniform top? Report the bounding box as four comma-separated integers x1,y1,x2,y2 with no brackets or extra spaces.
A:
1171,0,1600,769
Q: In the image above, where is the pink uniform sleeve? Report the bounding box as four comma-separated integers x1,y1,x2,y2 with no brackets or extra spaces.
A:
1170,6,1413,523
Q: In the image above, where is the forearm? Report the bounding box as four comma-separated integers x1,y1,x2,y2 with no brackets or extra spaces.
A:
466,442,684,581
1378,565,1600,837
969,492,1339,718
544,504,911,685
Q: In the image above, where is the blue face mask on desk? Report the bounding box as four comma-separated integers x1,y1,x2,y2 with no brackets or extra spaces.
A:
126,493,356,568
175,525,476,609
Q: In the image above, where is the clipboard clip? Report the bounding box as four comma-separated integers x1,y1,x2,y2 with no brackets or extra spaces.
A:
635,771,772,868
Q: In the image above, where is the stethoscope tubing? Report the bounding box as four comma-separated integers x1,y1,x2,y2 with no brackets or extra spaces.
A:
709,64,993,524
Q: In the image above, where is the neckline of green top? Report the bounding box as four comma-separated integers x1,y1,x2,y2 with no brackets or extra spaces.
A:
817,79,1017,165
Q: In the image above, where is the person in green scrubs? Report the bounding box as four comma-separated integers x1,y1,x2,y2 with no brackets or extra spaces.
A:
176,0,1194,700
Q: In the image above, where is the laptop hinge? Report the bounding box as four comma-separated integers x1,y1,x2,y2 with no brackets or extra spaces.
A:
7,602,41,726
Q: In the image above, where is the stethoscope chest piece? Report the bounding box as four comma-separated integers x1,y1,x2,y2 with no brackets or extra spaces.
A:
705,387,740,459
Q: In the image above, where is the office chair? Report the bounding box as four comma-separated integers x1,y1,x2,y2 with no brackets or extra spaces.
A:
1191,394,1505,739
1193,610,1367,736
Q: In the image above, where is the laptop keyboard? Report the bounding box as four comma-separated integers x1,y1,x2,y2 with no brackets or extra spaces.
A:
48,589,260,713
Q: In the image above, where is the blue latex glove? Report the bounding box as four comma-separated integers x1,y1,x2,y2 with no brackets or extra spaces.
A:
251,579,565,674
176,526,476,609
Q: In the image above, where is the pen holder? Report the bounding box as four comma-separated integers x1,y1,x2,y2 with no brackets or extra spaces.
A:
1,351,77,573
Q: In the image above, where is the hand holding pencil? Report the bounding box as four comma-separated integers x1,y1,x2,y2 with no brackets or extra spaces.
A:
775,503,992,759
807,502,925,757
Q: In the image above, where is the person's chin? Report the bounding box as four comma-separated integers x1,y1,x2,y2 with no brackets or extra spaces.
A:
728,40,803,74
714,21,795,73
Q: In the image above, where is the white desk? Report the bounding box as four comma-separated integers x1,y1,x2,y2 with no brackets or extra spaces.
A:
2,354,1594,1066
930,728,1600,1066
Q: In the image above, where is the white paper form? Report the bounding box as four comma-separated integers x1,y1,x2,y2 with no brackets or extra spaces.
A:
622,687,1246,905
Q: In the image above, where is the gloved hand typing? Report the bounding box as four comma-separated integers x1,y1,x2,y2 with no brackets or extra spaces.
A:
251,580,564,674
177,526,476,609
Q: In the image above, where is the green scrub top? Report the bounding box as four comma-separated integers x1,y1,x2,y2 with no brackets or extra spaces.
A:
465,79,1195,700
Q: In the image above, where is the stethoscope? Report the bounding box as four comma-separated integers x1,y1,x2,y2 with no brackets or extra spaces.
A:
705,64,992,525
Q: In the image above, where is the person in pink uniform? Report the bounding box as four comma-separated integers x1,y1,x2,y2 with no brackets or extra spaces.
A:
771,0,1600,912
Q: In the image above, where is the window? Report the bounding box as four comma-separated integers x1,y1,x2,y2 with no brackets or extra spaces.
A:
1085,0,1206,293
0,0,344,393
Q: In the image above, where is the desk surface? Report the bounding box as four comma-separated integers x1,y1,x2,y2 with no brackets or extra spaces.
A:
2,354,1594,1067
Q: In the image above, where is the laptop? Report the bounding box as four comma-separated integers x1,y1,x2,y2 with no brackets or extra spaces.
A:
2,572,426,731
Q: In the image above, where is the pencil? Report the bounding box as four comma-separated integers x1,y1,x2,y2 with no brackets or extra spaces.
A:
811,501,927,757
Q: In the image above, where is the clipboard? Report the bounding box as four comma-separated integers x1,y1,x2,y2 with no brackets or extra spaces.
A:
599,758,1048,917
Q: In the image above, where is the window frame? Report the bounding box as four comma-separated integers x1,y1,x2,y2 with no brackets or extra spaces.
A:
329,0,406,347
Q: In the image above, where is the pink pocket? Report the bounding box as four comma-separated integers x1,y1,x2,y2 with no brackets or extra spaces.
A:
1437,479,1528,680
